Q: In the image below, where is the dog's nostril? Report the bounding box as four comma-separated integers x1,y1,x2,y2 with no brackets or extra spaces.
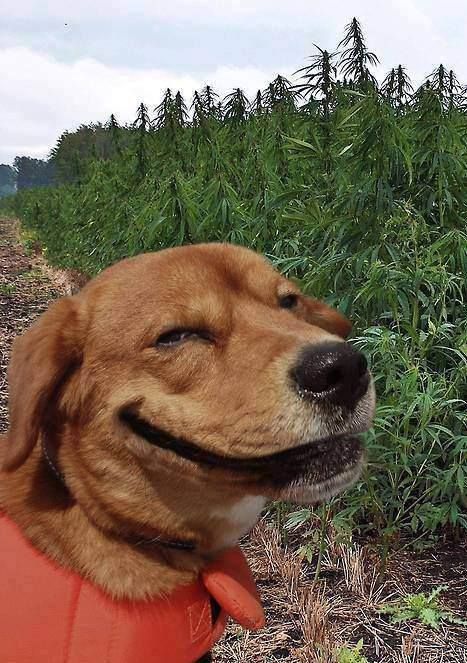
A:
311,365,343,393
307,365,338,393
292,342,369,409
327,367,343,389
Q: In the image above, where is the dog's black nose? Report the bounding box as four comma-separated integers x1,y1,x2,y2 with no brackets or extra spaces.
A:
292,342,369,409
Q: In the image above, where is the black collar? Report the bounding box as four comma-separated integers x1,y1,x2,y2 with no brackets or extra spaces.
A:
41,438,196,553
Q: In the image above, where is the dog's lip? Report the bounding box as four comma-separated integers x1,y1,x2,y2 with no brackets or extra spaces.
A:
273,433,362,464
279,450,365,504
259,434,364,487
120,407,363,476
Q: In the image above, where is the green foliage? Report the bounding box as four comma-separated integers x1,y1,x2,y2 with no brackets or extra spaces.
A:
3,17,467,543
336,640,369,663
379,586,467,628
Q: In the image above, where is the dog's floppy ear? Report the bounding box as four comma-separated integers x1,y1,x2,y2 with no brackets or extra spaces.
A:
302,297,352,339
3,297,82,471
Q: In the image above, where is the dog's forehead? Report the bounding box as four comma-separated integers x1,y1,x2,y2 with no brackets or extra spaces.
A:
81,244,286,333
155,243,278,289
165,244,280,294
89,243,281,302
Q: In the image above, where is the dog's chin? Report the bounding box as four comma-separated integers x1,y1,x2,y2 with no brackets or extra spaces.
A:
276,450,365,505
268,435,365,505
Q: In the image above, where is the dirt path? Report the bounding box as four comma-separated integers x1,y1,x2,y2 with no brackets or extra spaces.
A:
0,218,67,431
1,217,466,662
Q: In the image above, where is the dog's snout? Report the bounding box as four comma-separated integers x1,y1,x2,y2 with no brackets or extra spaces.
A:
292,342,369,409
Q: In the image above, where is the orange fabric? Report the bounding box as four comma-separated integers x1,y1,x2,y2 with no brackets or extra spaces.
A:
0,513,264,663
202,547,265,631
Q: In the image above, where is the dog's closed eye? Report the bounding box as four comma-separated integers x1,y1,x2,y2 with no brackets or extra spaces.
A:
278,294,298,310
156,328,213,347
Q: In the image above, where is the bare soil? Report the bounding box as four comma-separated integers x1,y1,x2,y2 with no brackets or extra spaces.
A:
1,217,466,662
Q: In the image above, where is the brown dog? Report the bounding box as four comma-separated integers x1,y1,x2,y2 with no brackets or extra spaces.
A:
0,243,374,605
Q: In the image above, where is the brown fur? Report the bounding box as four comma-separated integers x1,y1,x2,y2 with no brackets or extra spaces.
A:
0,243,372,601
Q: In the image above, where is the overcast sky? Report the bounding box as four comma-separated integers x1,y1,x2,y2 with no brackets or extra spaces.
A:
2,0,466,165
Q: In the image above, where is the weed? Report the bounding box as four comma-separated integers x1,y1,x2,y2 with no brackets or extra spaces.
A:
336,640,369,663
379,585,467,629
0,283,17,295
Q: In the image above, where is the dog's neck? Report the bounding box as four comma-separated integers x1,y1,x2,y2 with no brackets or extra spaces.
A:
40,436,196,553
0,438,203,601
0,433,264,601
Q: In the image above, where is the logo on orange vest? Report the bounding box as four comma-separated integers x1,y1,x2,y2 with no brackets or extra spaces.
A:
188,601,211,643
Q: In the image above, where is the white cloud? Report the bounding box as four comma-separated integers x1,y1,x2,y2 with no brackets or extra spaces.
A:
0,47,277,164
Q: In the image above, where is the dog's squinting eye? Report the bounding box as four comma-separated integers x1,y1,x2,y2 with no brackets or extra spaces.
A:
156,328,212,347
279,294,299,309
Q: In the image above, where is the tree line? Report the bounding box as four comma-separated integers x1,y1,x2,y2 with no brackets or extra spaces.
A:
0,158,55,197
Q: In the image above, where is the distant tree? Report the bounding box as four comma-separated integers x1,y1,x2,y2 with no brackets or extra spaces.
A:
0,164,16,197
13,157,54,190
50,123,116,184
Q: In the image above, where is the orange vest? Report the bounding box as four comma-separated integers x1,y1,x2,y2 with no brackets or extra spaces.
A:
0,513,265,663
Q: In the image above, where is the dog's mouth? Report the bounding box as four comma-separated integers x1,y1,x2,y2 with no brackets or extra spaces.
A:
120,408,365,493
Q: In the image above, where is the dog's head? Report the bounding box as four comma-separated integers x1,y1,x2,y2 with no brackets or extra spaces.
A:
3,244,375,552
